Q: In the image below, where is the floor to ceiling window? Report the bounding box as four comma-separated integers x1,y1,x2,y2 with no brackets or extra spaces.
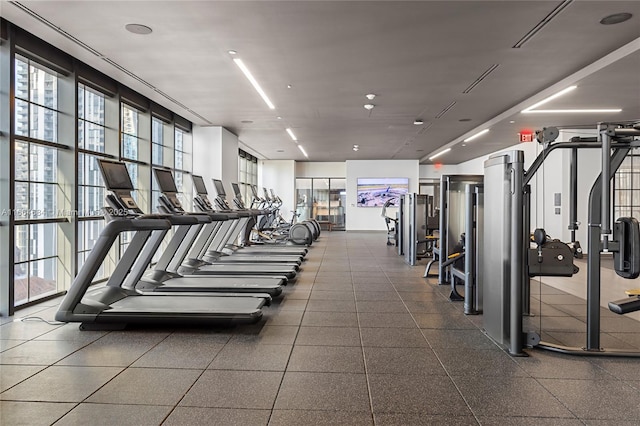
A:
238,149,258,207
1,21,195,314
614,148,640,220
13,55,67,306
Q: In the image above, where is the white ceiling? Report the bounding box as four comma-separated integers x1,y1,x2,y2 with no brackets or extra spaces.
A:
2,1,639,164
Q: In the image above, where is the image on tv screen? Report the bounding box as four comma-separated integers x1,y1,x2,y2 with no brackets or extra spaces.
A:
357,177,408,207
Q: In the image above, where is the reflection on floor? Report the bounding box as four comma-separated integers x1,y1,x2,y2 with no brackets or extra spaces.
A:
1,231,639,425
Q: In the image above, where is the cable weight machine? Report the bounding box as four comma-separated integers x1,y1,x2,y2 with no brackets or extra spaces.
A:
483,120,640,357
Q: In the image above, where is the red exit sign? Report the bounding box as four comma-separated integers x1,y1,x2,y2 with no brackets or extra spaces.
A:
518,130,534,143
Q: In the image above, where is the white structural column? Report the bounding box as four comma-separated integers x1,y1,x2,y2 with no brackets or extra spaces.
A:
192,126,239,199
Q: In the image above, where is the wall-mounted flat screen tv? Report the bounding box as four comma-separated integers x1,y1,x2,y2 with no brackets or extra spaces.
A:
357,177,409,207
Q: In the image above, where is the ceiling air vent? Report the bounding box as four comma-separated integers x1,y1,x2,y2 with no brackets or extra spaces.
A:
512,0,574,48
435,101,456,119
462,64,500,94
9,1,104,58
9,1,211,124
417,122,434,135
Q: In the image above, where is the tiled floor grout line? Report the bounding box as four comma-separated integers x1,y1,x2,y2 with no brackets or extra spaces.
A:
264,242,320,426
381,265,485,425
351,250,379,426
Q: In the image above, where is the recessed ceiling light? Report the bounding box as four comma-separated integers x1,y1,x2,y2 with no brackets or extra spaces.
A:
429,148,451,161
600,13,633,25
353,147,359,152
509,120,516,124
414,119,424,125
241,120,253,124
463,128,490,142
459,118,472,122
461,143,467,147
125,24,152,35
228,50,238,55
287,84,293,89
276,116,282,120
364,104,375,110
233,58,276,110
365,93,376,100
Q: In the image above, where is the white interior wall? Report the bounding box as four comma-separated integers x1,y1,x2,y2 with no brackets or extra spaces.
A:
220,128,240,196
346,160,419,231
259,160,296,222
192,126,239,200
296,162,346,178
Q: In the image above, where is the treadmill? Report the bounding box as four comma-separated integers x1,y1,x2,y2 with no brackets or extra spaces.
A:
55,160,269,330
207,179,305,262
147,174,298,280
137,168,286,296
217,179,309,257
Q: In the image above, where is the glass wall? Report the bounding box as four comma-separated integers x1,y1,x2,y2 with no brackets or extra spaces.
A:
12,55,70,305
2,23,194,313
614,148,640,220
295,178,345,230
175,128,193,208
77,83,109,277
238,149,258,206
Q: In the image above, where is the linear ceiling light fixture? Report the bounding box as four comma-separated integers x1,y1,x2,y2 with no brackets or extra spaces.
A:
429,148,451,161
523,109,622,114
522,85,576,112
463,128,490,142
298,145,308,158
521,85,621,114
286,128,297,141
233,58,275,109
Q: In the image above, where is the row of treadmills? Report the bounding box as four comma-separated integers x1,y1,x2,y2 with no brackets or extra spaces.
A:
55,159,312,330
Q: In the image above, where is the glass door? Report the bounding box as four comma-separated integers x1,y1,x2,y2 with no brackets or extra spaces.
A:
329,178,346,230
295,178,313,222
312,179,330,222
295,177,347,230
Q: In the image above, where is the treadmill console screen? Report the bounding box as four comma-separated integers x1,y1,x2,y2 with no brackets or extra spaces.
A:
212,179,226,197
231,183,242,198
98,160,134,190
250,185,259,199
192,175,208,195
153,168,178,193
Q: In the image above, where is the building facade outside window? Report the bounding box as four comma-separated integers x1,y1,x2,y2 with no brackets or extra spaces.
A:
238,149,257,207
13,55,64,305
1,23,194,315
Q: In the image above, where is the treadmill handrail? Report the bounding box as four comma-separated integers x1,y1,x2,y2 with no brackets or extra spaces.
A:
56,217,171,321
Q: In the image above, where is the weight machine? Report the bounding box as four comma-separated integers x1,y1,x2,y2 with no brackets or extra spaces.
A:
424,175,482,284
483,121,640,357
443,183,484,315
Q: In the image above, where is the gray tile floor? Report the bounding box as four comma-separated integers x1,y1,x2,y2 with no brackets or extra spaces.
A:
1,231,640,425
